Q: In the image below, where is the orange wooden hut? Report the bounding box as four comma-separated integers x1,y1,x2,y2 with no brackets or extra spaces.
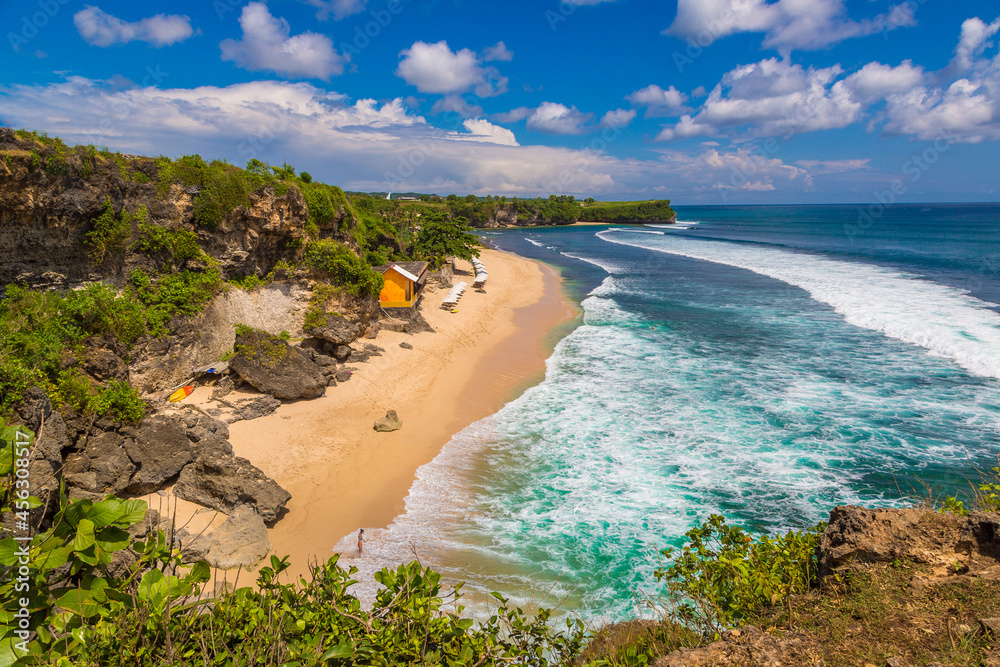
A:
375,261,429,308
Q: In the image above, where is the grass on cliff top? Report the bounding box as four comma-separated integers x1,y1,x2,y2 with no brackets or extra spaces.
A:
582,562,1000,667
761,561,999,667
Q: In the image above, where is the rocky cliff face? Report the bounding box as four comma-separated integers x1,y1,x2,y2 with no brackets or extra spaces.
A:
477,204,543,228
0,127,330,289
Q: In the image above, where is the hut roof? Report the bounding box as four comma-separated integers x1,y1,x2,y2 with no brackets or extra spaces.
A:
375,261,429,284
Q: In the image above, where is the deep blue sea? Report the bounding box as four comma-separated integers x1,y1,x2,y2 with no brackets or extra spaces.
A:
347,204,1000,620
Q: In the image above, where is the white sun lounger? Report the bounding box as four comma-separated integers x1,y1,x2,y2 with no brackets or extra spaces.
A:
441,281,468,308
471,259,488,287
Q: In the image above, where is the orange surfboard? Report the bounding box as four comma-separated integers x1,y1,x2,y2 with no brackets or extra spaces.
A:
169,385,194,402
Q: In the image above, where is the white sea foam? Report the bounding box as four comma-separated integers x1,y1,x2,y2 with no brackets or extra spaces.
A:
606,228,665,235
560,252,624,274
336,229,1000,621
599,230,1000,380
524,237,546,247
647,221,699,230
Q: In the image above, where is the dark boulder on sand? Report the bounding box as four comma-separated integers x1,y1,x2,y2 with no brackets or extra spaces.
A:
229,328,326,400
303,312,360,345
174,449,291,523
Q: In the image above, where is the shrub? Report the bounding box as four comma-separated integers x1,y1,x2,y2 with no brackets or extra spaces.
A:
193,164,251,227
234,325,288,368
302,182,340,228
364,249,389,267
302,240,383,297
654,515,824,633
85,197,134,263
54,369,94,412
63,283,147,347
0,286,83,413
941,460,1000,514
0,282,155,416
133,222,202,266
90,379,146,423
129,268,222,336
229,274,267,291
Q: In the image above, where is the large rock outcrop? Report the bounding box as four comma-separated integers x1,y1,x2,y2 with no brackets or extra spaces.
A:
123,416,197,494
819,505,1000,577
228,328,327,400
62,431,136,496
177,505,273,570
303,312,360,345
20,390,291,528
173,449,291,523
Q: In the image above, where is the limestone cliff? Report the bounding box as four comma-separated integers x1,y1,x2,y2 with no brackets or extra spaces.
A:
0,127,333,289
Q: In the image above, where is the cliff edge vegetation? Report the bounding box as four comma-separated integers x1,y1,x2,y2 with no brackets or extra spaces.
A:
375,194,677,228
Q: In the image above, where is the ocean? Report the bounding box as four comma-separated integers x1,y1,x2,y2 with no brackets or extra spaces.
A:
343,204,1000,621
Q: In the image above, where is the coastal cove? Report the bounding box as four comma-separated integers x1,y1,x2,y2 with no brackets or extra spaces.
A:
221,248,576,583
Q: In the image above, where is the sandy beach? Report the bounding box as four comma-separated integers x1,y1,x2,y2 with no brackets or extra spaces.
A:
172,248,574,579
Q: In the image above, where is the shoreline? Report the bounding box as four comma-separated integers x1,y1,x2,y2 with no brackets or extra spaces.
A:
221,248,575,579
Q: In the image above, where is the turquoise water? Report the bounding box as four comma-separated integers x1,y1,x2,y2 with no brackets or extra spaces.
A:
343,204,1000,620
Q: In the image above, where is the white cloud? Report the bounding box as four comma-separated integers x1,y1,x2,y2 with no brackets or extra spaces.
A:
879,14,1000,143
658,58,860,141
302,0,367,21
220,3,346,80
482,41,514,62
431,95,483,119
526,102,593,135
74,6,193,47
657,146,812,196
795,159,871,175
627,84,688,116
600,108,637,128
656,15,1000,144
493,107,533,123
842,60,925,102
397,41,508,97
0,77,891,202
666,0,915,52
948,16,1000,75
449,119,519,147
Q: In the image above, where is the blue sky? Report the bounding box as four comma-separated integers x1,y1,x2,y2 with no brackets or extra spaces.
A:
1,0,998,203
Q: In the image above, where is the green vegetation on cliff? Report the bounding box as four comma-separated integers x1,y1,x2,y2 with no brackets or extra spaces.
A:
302,240,384,298
577,200,677,223
0,285,147,420
374,194,675,227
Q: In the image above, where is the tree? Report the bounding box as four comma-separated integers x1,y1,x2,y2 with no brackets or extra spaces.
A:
415,213,480,267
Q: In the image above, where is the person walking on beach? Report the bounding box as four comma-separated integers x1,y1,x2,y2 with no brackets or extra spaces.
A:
357,529,364,556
